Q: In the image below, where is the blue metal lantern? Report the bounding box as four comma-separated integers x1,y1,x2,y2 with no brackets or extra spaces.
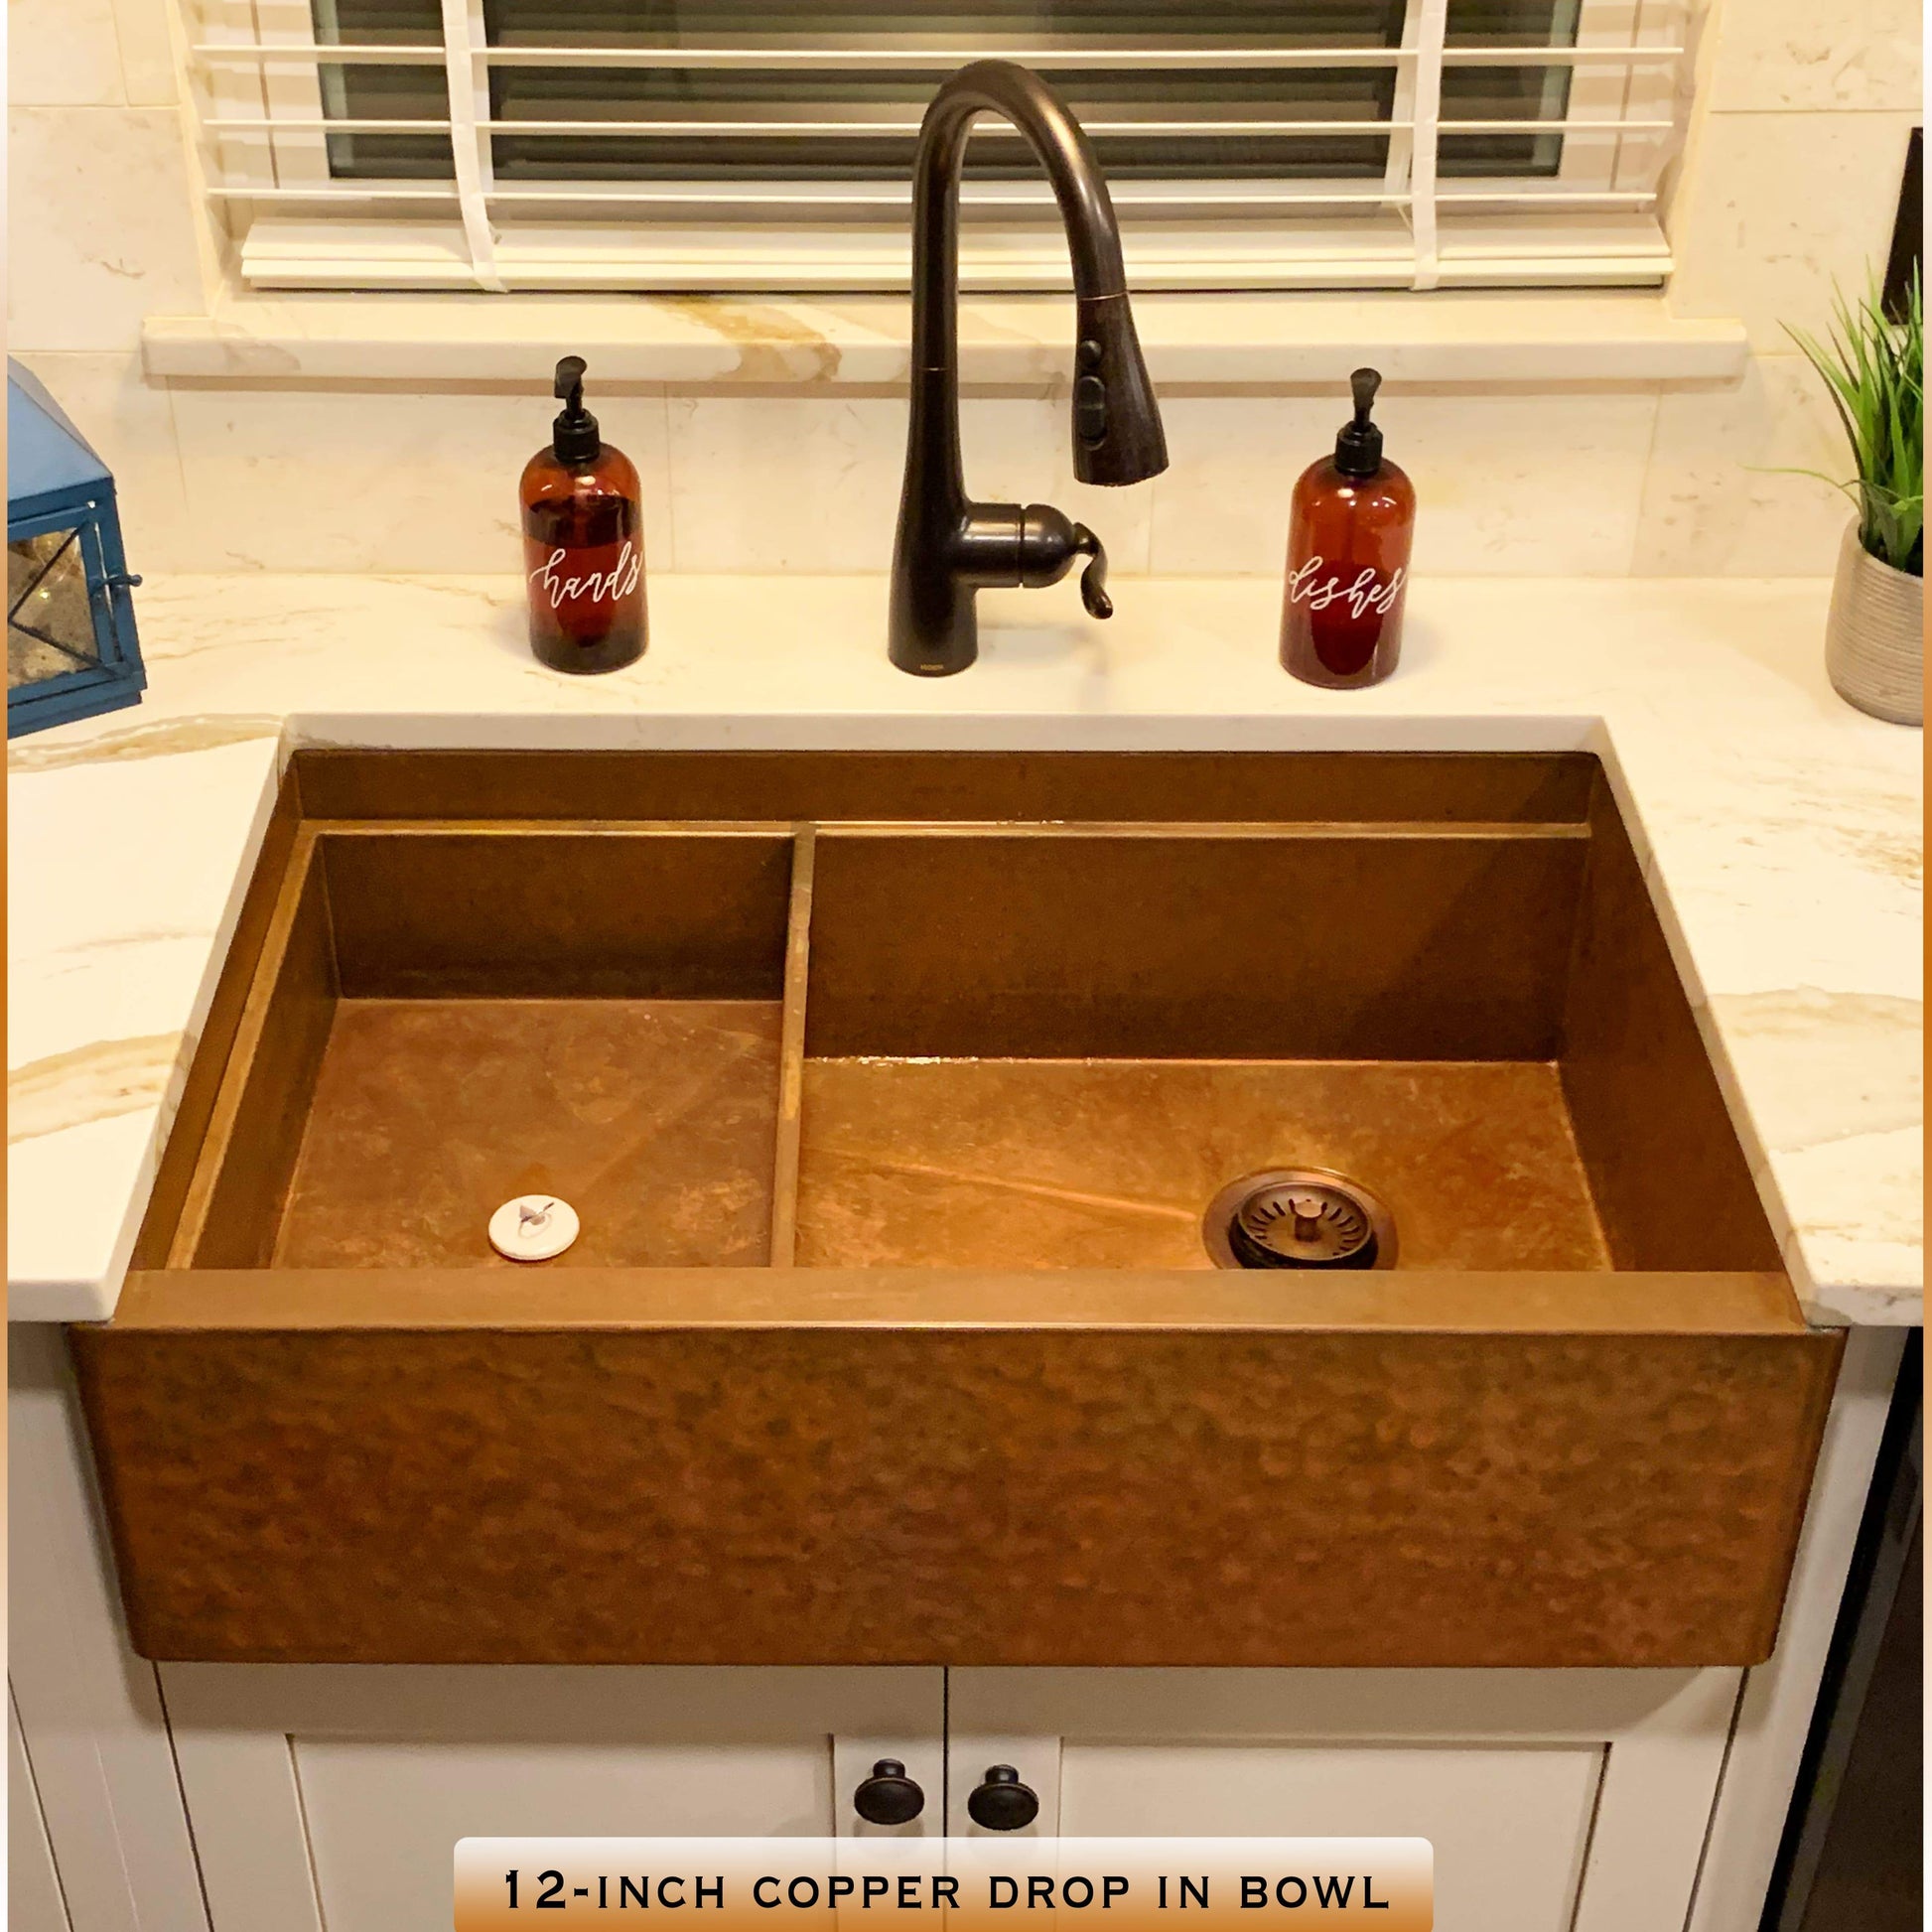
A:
8,360,146,737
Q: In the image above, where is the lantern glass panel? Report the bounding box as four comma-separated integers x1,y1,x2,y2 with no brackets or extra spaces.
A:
8,527,100,689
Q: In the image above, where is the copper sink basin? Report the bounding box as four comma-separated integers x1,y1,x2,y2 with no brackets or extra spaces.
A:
71,751,1839,1672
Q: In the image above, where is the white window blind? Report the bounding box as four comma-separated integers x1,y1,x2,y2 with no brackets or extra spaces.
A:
193,0,1688,293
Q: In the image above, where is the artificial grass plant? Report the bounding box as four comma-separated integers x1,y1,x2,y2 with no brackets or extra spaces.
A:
1786,268,1923,577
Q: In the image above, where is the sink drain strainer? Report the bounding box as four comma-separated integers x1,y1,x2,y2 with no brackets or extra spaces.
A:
1202,1168,1397,1271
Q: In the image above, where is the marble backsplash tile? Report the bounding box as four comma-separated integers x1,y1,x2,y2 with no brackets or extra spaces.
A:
8,0,130,107
7,106,209,354
664,394,903,576
1666,108,1921,350
1707,0,1923,112
163,381,675,575
1150,389,1660,577
665,391,1156,576
13,353,1869,581
1632,353,1850,577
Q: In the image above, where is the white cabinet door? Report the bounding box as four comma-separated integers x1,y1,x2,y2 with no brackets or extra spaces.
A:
165,1664,944,1932
10,1695,72,1932
948,1667,1740,1932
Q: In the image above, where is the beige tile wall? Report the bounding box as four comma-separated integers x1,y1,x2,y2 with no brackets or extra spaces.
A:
7,0,1919,579
1642,0,1920,575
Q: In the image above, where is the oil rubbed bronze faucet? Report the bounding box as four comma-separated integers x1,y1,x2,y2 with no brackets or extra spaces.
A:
889,61,1169,676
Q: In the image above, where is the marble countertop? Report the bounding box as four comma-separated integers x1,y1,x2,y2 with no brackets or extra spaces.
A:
7,572,1921,1324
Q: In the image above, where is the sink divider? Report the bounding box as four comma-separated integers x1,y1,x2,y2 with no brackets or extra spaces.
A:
767,822,816,1268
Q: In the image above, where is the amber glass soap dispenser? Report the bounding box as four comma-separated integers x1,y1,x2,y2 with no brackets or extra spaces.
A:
1281,367,1414,689
520,355,646,673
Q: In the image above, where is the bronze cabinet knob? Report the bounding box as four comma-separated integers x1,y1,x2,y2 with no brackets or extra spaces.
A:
853,1758,925,1826
966,1764,1039,1831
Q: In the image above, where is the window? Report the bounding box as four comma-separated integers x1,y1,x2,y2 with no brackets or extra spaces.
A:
194,0,1686,292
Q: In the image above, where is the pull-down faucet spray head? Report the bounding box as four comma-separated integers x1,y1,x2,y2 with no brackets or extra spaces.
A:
1068,292,1167,487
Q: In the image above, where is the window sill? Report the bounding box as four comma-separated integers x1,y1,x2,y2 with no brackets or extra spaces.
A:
142,288,1749,389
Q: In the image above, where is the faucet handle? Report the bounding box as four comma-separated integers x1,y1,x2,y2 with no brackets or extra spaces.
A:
1071,523,1111,619
1016,505,1113,619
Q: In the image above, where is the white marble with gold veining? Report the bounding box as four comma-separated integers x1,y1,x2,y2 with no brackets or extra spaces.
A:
140,290,1752,387
7,573,1920,1323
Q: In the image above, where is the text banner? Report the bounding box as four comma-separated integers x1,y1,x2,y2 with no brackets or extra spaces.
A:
456,1838,1432,1930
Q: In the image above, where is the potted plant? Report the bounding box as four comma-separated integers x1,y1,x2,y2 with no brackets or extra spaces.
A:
1787,271,1923,725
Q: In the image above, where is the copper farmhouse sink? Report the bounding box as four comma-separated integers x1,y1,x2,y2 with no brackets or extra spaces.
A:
71,752,1839,1670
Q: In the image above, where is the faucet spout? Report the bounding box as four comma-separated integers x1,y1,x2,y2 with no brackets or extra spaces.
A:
890,61,1168,677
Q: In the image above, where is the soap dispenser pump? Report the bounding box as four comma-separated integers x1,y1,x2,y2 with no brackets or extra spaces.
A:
520,355,646,674
1280,366,1414,689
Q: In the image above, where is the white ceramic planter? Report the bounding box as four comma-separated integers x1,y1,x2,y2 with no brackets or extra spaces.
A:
1825,520,1923,726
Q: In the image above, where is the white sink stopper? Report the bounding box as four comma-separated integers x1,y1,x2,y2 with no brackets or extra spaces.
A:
488,1194,580,1262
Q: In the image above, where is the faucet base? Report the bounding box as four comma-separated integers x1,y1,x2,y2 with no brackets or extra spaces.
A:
896,657,976,677
888,525,982,676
